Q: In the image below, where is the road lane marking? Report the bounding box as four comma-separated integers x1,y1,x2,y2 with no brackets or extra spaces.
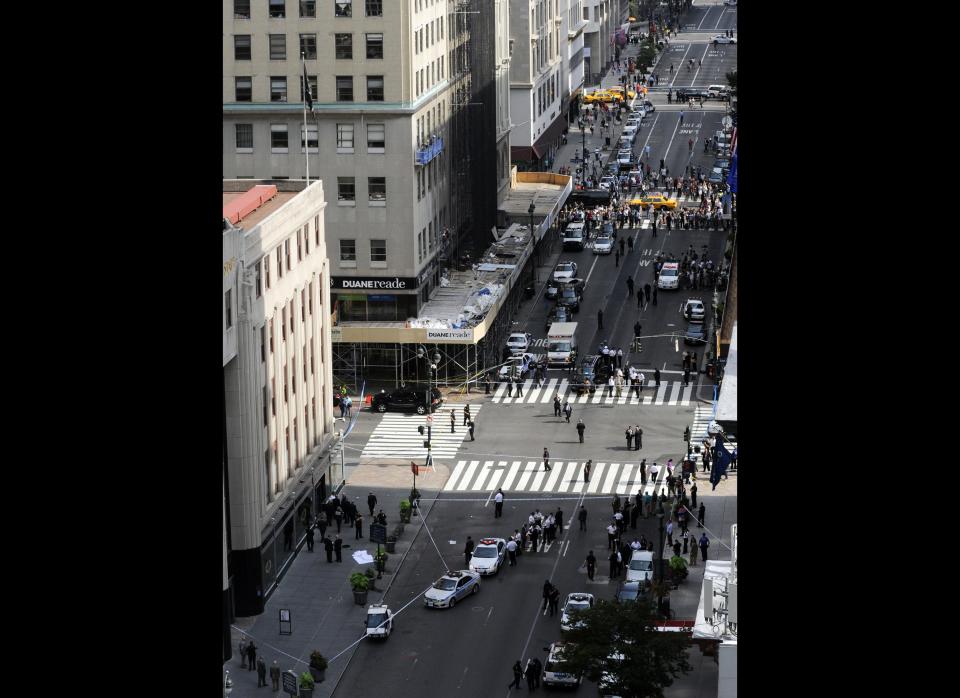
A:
474,460,494,491
602,464,620,493
543,462,565,491
514,461,536,490
501,460,523,490
540,378,558,403
444,461,468,491
586,463,606,493
456,460,480,491
557,461,580,492
617,463,637,494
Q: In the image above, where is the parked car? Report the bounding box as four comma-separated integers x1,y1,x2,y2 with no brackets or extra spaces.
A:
593,236,614,255
625,550,655,583
371,386,443,414
542,643,582,687
545,305,571,331
707,84,731,99
599,176,616,191
708,168,725,184
506,332,532,354
571,354,612,395
683,322,708,346
469,538,507,575
560,593,595,632
364,604,393,639
630,194,677,211
617,149,633,165
615,580,649,603
712,34,737,44
423,570,480,608
553,261,578,282
556,285,583,313
499,352,538,380
683,299,706,323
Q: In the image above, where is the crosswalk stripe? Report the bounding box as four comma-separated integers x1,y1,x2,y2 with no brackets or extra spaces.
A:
456,461,480,491
540,378,558,403
485,461,507,491
526,378,547,403
591,387,605,404
577,390,591,404
491,382,508,402
667,381,681,405
557,461,580,493
679,385,693,405
572,464,587,493
528,464,549,491
501,460,523,490
474,460,495,491
602,463,620,492
543,462,565,491
514,462,536,490
654,382,668,405
555,378,569,398
444,461,468,491
586,463,606,493
616,463,636,494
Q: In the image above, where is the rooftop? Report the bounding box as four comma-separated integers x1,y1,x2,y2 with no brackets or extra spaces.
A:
222,190,298,230
715,321,737,423
498,171,572,220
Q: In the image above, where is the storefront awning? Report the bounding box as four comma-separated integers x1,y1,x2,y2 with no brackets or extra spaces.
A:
534,115,568,151
511,145,542,162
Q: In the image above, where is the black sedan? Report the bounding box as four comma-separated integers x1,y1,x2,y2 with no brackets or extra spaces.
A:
615,580,650,603
546,305,572,331
683,323,708,346
371,386,443,414
571,354,612,394
556,286,583,313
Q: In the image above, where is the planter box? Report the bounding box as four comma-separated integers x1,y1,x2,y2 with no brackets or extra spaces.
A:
385,540,396,554
353,590,368,605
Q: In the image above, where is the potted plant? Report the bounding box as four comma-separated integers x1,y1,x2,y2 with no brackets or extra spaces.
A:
364,567,378,589
299,671,316,697
350,572,369,605
308,651,327,683
393,525,404,540
375,549,388,574
385,535,397,554
399,499,412,523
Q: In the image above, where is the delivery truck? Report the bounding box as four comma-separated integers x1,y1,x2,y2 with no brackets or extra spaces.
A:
546,322,579,367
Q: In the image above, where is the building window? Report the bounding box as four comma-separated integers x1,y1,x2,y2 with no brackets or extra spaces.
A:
235,123,253,152
269,0,286,18
314,216,320,246
304,224,311,255
299,0,316,17
366,33,383,59
366,0,382,16
370,239,387,262
263,387,269,426
366,76,384,101
271,124,288,152
300,34,317,60
270,77,288,102
337,177,356,202
367,123,384,151
269,320,274,352
269,34,286,60
335,34,352,59
340,239,357,261
368,177,386,202
277,248,284,279
309,281,314,314
264,257,271,289
297,232,303,262
235,77,252,102
225,289,233,329
300,123,318,152
283,367,288,401
255,262,262,297
285,239,291,271
335,0,352,17
260,327,266,362
234,35,251,60
336,123,354,151
234,0,251,19
306,75,318,101
336,76,353,101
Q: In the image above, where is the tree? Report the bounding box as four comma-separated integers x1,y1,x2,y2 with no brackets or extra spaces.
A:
725,70,737,92
560,599,692,698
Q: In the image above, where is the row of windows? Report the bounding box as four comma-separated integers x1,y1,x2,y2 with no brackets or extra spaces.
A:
336,177,386,203
235,122,388,155
234,75,383,102
234,0,382,20
415,57,444,97
233,33,383,61
338,239,387,263
413,15,443,55
255,217,323,298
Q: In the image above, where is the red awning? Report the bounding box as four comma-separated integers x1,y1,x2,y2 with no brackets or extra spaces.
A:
511,145,543,162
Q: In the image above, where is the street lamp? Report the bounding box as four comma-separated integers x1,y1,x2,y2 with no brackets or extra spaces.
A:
655,502,666,616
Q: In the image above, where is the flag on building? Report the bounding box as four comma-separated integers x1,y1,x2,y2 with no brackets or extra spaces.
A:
302,63,313,110
709,439,732,490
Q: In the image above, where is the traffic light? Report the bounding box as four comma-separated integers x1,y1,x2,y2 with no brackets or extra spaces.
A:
683,426,690,443
417,425,425,436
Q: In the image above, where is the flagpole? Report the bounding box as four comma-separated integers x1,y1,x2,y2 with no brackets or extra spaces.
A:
302,52,309,186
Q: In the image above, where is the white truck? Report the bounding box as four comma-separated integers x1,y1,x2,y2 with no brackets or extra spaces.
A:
546,322,578,367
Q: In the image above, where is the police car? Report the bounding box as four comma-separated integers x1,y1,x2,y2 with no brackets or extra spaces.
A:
542,642,582,687
560,592,595,632
468,537,507,576
364,603,393,639
423,570,480,608
592,236,614,255
657,262,680,290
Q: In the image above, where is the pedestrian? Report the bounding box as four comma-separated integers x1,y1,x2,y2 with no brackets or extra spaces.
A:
689,538,698,566
612,493,621,514
654,368,661,388
323,535,333,562
468,419,475,441
673,541,682,558
637,289,644,308
598,308,604,330
652,286,658,305
627,275,634,297
543,447,551,472
576,418,586,443
682,529,690,554
607,522,617,550
609,549,620,578
691,482,698,508
532,658,543,689
683,367,690,386
257,656,267,687
239,639,247,669
465,536,475,567
586,550,596,580
306,524,315,552
450,409,456,433
616,348,624,368
553,394,562,417
698,502,705,528
354,513,363,539
463,404,471,426
331,533,342,562
509,660,523,689
549,586,560,616
666,520,674,547
525,659,537,690
334,505,343,533
579,504,588,530
555,507,563,533
367,492,377,517
635,426,643,450
639,459,647,485
625,425,634,450
699,534,709,562
270,660,281,691
484,371,492,394
630,502,640,529
583,459,592,483
494,488,504,518
516,379,524,397
245,641,257,672
506,537,518,566
564,401,572,422
615,249,620,267
542,580,553,610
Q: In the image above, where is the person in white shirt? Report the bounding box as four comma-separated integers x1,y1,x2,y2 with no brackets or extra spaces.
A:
494,489,504,518
631,539,643,551
606,523,618,550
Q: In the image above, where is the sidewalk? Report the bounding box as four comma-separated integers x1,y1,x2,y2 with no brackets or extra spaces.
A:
225,463,446,698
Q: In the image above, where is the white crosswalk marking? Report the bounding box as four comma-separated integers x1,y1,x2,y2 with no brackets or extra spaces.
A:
586,463,606,493
616,463,636,494
667,381,681,406
654,382,668,405
514,461,536,490
444,460,686,495
484,379,695,407
474,460,495,491
679,384,693,405
543,463,565,491
444,461,468,491
540,378,559,403
557,461,580,492
529,465,549,491
485,461,507,491
456,460,480,491
361,404,483,460
601,464,620,493
492,382,508,400
501,460,523,490
526,378,547,403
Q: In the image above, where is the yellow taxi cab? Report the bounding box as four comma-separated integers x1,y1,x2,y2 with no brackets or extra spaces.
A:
608,85,637,100
629,194,678,211
583,90,609,104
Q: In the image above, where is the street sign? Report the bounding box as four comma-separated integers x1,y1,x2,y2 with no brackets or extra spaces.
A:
426,415,433,424
282,670,298,696
279,608,292,635
411,461,419,476
722,116,732,129
369,523,387,544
